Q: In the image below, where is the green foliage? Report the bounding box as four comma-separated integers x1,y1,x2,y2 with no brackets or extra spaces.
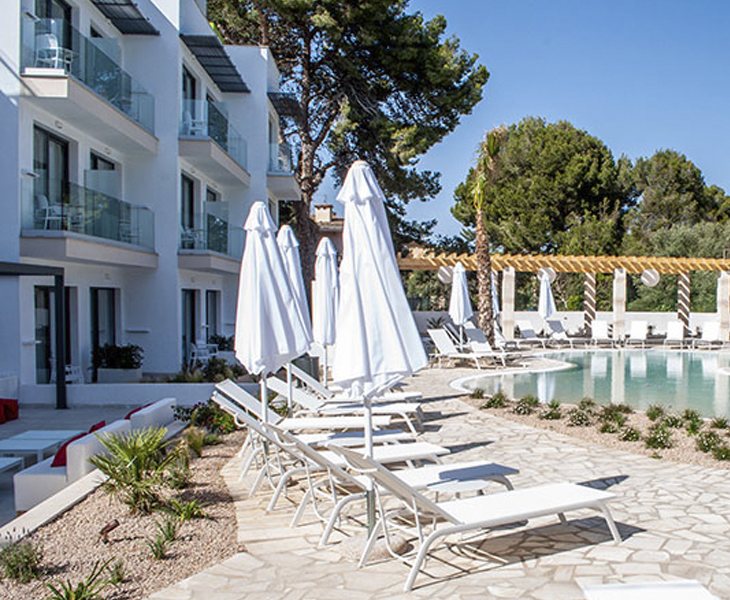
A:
166,451,191,490
599,421,619,434
711,417,729,430
661,414,684,429
599,404,631,427
683,409,704,435
644,424,673,450
567,408,592,427
481,390,508,409
107,560,125,586
712,445,730,461
578,397,598,414
169,359,246,384
46,559,112,600
696,431,723,454
207,334,233,351
174,400,236,434
512,395,539,415
90,428,184,514
469,388,484,400
156,518,179,543
406,271,449,311
92,343,143,369
645,405,666,422
0,540,42,583
539,400,562,420
146,534,169,561
164,499,207,522
618,427,641,442
183,427,206,458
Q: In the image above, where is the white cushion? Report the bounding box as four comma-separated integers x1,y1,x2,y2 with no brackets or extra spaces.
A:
129,397,177,431
14,457,67,512
66,419,130,482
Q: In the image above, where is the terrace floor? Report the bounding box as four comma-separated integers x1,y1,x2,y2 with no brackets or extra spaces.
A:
147,367,730,599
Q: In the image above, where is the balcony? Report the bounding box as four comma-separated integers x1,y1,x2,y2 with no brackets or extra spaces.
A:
178,202,243,274
20,180,157,268
267,142,300,200
179,100,250,186
20,16,157,154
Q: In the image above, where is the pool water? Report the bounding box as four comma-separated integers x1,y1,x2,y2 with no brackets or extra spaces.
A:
464,350,730,417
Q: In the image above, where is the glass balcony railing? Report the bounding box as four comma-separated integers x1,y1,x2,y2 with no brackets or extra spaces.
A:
179,202,243,258
180,99,248,169
20,16,155,133
269,141,294,174
21,180,155,250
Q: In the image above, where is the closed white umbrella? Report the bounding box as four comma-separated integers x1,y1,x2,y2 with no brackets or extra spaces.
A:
332,160,427,529
277,225,313,333
538,271,557,321
312,237,339,381
491,271,501,320
448,262,473,326
234,202,312,421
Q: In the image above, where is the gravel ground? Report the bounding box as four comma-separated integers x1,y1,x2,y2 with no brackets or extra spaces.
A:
2,429,245,600
462,395,730,470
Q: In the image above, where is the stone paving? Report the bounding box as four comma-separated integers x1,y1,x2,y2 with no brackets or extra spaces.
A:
148,368,730,599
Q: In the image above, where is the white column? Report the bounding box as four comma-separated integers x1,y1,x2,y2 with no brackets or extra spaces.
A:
612,268,626,342
502,267,515,340
717,271,730,341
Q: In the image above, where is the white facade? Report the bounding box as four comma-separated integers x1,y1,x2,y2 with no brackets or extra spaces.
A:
0,0,299,389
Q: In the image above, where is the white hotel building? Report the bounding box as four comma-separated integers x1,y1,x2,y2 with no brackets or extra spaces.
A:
0,0,300,393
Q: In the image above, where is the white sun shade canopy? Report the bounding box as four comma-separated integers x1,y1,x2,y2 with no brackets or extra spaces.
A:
448,262,473,326
277,224,313,335
332,161,427,398
312,237,339,347
538,271,557,320
234,202,312,376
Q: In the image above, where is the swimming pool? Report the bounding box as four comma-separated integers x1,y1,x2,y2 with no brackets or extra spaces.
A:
460,350,730,417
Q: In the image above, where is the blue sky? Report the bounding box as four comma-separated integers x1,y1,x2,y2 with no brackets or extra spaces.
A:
395,0,730,237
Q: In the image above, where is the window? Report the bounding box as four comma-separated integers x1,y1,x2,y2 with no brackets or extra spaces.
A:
35,0,72,49
182,67,197,101
205,290,219,342
90,152,115,171
90,287,116,381
206,187,218,203
182,289,197,364
33,125,69,219
34,285,73,384
181,174,195,229
90,26,102,38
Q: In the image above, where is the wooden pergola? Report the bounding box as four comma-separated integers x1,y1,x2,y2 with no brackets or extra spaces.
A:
398,247,730,340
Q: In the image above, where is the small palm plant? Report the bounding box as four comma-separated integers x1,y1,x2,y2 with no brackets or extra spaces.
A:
46,559,112,600
91,428,184,514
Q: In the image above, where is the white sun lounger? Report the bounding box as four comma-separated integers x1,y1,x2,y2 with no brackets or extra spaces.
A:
625,320,648,348
464,326,526,366
427,329,502,369
664,319,689,348
333,446,621,592
545,319,589,348
266,376,424,434
592,320,614,347
289,363,422,402
516,321,548,348
693,321,725,349
582,580,718,600
265,423,518,545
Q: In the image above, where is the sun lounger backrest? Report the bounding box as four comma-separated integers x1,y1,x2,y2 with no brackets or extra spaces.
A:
289,363,332,399
592,320,610,339
427,329,459,356
213,380,284,425
266,376,323,412
211,391,281,439
666,319,685,341
464,327,487,344
629,320,648,340
702,321,721,341
516,321,539,339
546,320,569,339
333,446,455,524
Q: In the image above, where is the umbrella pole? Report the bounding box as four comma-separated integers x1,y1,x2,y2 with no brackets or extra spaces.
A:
364,399,376,533
286,363,293,415
323,346,328,385
260,378,268,423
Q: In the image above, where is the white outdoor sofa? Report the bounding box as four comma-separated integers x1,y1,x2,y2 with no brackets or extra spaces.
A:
13,397,182,512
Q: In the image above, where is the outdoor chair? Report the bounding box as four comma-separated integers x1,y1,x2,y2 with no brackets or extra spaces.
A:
34,33,74,71
463,326,525,366
591,320,614,347
545,319,588,348
625,320,648,348
693,321,725,349
427,329,503,369
333,446,622,592
664,319,688,348
515,321,548,348
265,423,518,547
266,375,424,435
34,194,65,230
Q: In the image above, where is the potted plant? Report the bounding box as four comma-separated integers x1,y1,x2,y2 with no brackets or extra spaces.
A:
93,344,144,383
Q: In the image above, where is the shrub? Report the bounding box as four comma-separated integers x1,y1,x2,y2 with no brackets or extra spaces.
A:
567,408,592,427
685,416,704,436
164,498,207,522
578,397,598,413
174,400,236,434
46,559,112,600
166,451,191,490
661,414,684,429
599,421,619,434
598,407,627,428
92,344,143,369
696,431,723,453
682,408,702,423
183,427,206,458
618,427,641,442
91,428,185,514
712,445,730,461
156,518,179,543
146,534,169,560
644,424,673,450
711,417,729,430
481,390,508,409
512,396,538,415
107,559,125,586
469,388,484,400
645,404,666,421
539,400,562,420
0,540,42,583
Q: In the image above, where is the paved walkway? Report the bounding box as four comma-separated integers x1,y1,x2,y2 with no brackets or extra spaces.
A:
148,369,730,599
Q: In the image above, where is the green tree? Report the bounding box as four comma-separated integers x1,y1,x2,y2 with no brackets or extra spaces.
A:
453,117,633,255
209,0,489,280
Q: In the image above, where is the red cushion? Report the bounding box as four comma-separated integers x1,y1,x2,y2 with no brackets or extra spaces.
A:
0,399,18,421
51,433,87,468
88,420,106,433
124,403,152,420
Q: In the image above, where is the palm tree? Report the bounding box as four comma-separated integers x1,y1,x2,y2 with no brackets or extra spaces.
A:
471,127,505,345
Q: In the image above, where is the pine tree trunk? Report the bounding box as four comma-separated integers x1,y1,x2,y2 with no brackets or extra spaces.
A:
293,198,317,291
475,210,495,345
